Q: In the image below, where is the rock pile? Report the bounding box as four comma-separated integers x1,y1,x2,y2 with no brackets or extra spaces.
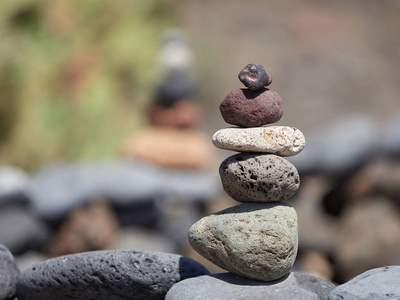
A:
188,63,305,281
166,64,337,298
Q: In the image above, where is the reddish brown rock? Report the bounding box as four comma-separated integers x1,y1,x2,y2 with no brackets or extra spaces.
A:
219,88,283,127
238,63,272,90
148,101,202,128
45,201,118,257
124,127,212,169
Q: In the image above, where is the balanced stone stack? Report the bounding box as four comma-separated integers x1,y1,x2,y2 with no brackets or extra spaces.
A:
188,64,305,281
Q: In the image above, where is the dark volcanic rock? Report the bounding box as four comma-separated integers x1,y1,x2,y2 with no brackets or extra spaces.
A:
0,244,20,300
238,63,272,90
329,266,400,300
166,272,335,300
16,250,210,300
219,88,283,127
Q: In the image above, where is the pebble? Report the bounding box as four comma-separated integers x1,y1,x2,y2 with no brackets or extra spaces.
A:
238,63,272,90
124,127,212,169
16,250,210,300
219,153,300,202
188,202,298,281
328,266,400,300
166,272,335,300
212,126,305,156
219,88,283,127
0,244,20,300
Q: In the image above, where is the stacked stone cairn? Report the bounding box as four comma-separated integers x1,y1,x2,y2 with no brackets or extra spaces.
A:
188,63,306,281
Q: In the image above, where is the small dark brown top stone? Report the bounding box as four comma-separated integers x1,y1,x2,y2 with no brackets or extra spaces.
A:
238,64,272,90
219,88,283,127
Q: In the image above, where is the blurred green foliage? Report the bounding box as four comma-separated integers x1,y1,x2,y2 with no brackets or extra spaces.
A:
0,0,175,171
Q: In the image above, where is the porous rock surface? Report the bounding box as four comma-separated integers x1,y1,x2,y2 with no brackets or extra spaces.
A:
0,244,20,300
212,126,305,156
329,266,400,300
219,88,283,127
166,272,335,300
219,153,300,202
16,250,210,300
188,202,298,281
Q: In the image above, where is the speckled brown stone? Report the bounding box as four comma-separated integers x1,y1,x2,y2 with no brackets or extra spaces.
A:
219,88,283,127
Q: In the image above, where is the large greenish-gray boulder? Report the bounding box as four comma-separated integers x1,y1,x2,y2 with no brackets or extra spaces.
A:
188,202,298,281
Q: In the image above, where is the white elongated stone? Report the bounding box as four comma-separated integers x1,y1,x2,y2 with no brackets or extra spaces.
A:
188,202,298,281
212,126,305,156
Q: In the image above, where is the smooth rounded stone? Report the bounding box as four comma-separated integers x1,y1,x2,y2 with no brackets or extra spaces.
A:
124,127,212,169
155,70,198,105
166,272,335,300
212,126,305,156
329,266,400,300
0,244,20,300
0,166,30,206
27,163,98,221
89,160,163,205
17,250,210,300
219,153,300,202
148,101,202,128
219,88,283,127
238,63,272,90
0,206,50,255
188,202,298,281
157,168,220,202
287,114,377,176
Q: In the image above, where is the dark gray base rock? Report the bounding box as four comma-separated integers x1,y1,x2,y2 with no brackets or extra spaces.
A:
16,250,210,300
166,272,335,300
329,266,400,300
0,244,20,300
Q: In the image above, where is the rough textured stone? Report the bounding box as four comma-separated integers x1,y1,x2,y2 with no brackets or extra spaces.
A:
16,250,210,300
212,126,305,156
238,63,272,90
219,88,283,127
124,127,212,169
166,272,335,300
148,101,202,128
0,244,20,300
45,201,119,257
329,266,400,300
219,153,300,202
188,202,298,281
